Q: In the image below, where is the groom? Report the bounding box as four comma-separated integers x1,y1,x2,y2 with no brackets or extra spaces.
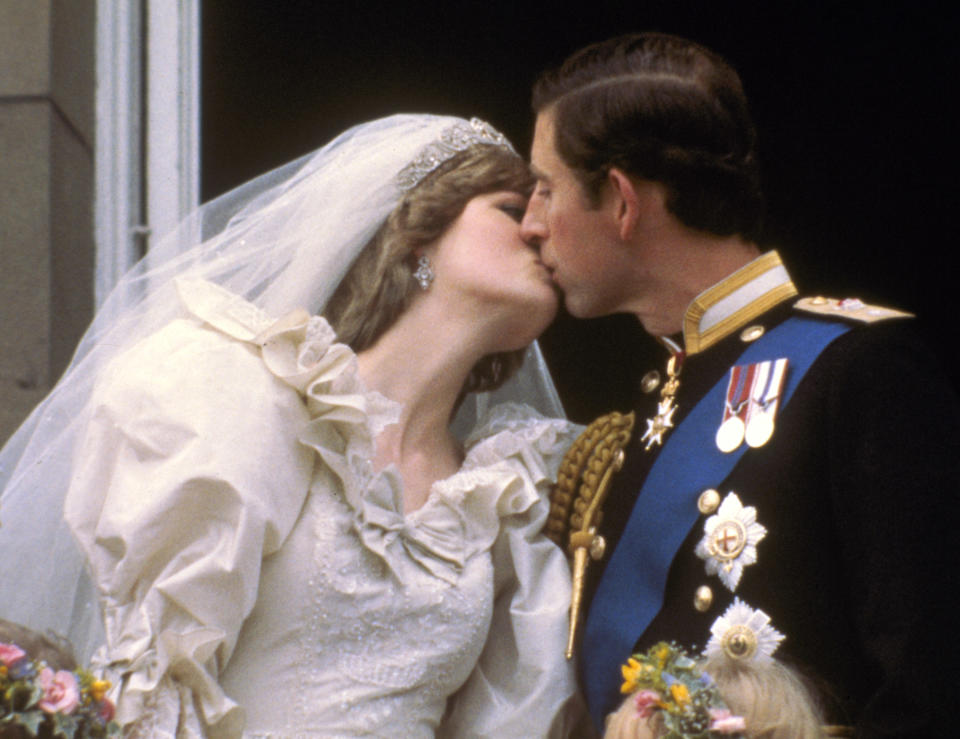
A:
521,33,958,735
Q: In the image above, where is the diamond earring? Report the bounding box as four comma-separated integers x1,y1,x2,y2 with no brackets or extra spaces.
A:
413,255,434,290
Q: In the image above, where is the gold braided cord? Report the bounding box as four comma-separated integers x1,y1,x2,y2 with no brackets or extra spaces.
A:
550,411,635,659
547,411,635,547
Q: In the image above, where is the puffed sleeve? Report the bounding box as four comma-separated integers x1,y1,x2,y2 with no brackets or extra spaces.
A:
64,317,314,738
438,405,588,738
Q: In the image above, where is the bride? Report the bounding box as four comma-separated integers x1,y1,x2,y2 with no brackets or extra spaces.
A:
0,115,582,737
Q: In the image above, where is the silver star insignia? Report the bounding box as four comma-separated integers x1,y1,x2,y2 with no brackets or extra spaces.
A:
641,400,677,449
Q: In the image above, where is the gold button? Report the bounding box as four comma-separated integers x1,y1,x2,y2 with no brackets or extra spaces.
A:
811,296,829,305
697,488,721,514
612,449,626,472
640,370,661,394
589,535,607,561
740,325,765,342
722,624,758,660
693,585,713,612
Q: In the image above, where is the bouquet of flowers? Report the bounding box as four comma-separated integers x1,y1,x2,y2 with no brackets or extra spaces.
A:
620,642,745,738
0,641,119,739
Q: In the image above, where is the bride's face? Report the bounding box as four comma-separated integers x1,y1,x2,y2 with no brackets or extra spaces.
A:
429,190,558,349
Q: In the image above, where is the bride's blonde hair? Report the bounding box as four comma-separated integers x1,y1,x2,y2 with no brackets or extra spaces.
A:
325,144,535,395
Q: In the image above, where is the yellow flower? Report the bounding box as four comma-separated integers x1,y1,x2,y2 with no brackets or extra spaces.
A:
90,679,111,701
654,642,671,666
0,665,7,678
620,657,642,693
670,682,691,709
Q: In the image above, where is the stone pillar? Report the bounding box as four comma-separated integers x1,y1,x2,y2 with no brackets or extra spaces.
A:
0,0,95,441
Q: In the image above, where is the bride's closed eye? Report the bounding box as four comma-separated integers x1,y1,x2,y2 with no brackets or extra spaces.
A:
498,204,526,223
495,193,529,223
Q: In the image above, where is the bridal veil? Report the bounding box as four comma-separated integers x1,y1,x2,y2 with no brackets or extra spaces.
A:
0,114,563,661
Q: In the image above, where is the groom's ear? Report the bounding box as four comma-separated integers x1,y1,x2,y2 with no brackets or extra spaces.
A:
606,168,640,241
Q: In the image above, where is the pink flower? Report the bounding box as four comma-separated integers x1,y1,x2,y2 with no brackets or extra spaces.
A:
0,642,27,666
633,689,663,719
98,698,116,723
38,667,80,715
710,708,747,733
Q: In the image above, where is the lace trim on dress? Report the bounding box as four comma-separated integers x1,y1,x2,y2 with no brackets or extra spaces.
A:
179,279,573,585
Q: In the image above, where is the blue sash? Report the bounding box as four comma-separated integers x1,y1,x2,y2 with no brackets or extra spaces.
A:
583,315,850,726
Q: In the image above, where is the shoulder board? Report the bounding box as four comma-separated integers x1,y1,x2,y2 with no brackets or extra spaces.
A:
794,296,913,323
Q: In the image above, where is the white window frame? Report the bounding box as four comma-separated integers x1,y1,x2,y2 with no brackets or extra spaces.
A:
94,0,200,306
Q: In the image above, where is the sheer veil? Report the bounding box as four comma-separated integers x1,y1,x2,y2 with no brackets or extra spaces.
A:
0,114,564,661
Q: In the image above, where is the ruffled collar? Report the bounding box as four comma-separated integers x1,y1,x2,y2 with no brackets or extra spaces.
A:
176,279,572,584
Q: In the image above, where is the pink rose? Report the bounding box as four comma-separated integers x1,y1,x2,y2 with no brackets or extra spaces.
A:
0,642,27,666
710,708,747,733
633,689,662,719
38,667,80,715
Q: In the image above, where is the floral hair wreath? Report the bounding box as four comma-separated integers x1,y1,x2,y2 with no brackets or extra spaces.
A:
618,599,784,737
619,642,746,738
0,641,119,738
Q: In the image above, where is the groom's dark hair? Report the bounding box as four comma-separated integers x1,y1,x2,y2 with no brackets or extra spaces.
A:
532,32,764,241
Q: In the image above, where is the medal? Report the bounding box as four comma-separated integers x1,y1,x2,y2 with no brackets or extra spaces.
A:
716,417,745,453
717,359,788,452
744,358,788,448
641,352,683,451
716,364,755,453
642,398,677,450
744,413,774,448
694,491,768,592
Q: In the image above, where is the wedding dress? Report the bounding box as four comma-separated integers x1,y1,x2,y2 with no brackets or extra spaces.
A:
0,114,580,737
64,279,580,738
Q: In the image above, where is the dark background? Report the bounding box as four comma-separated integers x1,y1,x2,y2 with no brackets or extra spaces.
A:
202,1,957,423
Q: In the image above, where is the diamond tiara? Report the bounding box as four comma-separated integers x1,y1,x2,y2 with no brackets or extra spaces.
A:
396,117,517,191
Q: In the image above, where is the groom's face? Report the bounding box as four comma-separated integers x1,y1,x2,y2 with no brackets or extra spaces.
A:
522,110,627,319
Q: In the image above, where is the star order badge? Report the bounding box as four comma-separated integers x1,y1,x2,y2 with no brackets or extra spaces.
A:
641,398,677,450
704,597,784,662
695,492,767,591
641,352,683,451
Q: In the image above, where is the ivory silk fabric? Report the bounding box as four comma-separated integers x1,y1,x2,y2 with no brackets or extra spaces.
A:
64,280,580,738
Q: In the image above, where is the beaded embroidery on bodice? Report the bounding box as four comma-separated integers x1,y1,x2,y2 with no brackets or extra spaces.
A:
221,464,494,737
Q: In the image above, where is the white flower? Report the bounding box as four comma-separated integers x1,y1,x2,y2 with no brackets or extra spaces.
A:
694,491,766,591
704,597,784,663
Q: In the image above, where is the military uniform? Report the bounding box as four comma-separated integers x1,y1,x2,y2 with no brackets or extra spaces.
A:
578,252,959,736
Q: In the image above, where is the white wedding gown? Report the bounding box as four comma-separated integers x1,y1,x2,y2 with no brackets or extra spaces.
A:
64,280,581,738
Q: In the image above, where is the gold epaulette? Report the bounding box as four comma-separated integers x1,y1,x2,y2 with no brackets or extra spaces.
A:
794,296,913,323
548,410,635,658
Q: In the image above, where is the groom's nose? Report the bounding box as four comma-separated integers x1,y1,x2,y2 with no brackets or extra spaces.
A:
520,200,547,246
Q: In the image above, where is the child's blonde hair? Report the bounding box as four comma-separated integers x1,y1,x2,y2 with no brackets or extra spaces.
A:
605,651,826,739
701,655,825,738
